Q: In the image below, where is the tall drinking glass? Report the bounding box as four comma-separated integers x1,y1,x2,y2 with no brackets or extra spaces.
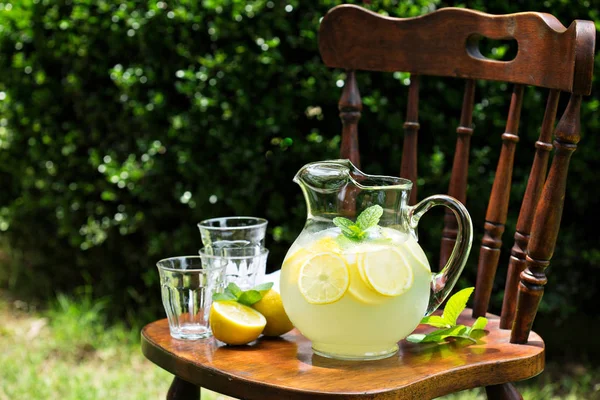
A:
197,216,268,255
157,255,227,340
199,247,269,290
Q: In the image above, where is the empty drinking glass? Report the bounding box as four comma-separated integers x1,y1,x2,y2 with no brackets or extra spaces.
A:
197,216,268,255
199,247,269,290
157,255,227,340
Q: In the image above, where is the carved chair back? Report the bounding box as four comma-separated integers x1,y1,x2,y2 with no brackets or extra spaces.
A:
318,5,595,343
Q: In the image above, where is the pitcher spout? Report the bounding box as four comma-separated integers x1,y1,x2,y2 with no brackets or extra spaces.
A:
293,159,412,223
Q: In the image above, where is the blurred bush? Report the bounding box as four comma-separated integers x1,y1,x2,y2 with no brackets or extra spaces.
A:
0,0,598,335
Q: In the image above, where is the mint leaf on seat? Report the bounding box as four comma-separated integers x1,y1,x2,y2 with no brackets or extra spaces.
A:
407,287,488,345
420,315,451,328
441,287,474,326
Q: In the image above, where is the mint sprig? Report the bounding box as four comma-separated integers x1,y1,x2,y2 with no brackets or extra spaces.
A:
333,205,383,240
407,287,488,344
212,282,274,307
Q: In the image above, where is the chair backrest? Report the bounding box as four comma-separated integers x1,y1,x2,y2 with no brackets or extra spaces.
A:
318,5,595,344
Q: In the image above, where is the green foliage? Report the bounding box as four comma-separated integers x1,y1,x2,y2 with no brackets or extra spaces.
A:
213,282,273,306
0,0,599,334
407,287,487,344
333,204,383,240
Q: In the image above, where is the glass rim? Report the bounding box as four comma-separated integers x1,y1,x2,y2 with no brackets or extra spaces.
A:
197,216,268,230
156,255,228,272
198,247,269,260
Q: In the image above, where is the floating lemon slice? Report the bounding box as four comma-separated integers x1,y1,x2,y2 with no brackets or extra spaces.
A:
360,247,414,297
401,239,431,273
209,301,266,345
298,253,349,305
347,261,388,305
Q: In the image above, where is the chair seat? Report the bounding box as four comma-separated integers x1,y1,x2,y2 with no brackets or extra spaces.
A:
141,309,544,399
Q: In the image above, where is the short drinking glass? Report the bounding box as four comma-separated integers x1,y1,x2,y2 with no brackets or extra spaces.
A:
157,255,226,340
197,216,268,255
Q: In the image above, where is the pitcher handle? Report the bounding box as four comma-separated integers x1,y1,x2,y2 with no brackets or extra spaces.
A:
407,195,473,315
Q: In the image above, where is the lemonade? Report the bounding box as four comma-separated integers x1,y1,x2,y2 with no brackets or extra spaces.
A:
280,226,432,360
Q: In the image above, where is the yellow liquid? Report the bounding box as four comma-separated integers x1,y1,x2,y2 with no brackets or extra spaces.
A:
280,227,432,360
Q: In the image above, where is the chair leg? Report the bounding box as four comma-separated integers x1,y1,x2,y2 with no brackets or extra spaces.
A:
167,376,200,400
485,383,523,400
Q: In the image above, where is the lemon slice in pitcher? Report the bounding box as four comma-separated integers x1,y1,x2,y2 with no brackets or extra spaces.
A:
298,253,349,305
360,247,414,297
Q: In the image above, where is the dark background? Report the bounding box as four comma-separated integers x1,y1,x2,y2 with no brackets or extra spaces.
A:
0,0,598,364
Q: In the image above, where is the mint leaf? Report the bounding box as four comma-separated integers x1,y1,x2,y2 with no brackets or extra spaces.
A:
237,290,263,306
356,205,384,230
333,217,359,238
225,282,243,299
409,287,485,345
441,287,474,326
421,325,468,342
212,292,237,302
407,325,473,344
252,282,274,294
349,225,364,237
420,315,451,328
406,334,426,343
466,317,488,336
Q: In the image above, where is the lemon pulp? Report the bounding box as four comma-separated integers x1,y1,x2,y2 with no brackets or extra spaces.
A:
209,301,266,345
298,253,349,305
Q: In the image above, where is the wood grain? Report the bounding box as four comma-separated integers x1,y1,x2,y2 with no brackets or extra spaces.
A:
440,79,475,269
142,311,543,400
511,95,582,344
167,377,199,400
473,85,523,318
339,70,362,168
400,75,420,205
499,90,559,330
319,5,594,94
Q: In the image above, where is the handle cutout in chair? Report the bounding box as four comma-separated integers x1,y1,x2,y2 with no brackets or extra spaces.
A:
467,35,518,62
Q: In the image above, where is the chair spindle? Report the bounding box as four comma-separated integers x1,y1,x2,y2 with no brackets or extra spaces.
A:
440,79,476,269
400,75,420,205
499,89,560,330
473,84,524,318
511,94,582,344
339,70,362,168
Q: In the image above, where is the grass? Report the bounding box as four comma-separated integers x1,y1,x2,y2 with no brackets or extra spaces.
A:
0,291,598,400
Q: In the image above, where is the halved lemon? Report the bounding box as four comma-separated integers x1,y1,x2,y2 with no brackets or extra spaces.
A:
298,253,349,305
209,301,267,345
360,247,414,297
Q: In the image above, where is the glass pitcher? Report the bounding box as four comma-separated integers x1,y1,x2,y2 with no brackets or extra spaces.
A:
280,160,473,360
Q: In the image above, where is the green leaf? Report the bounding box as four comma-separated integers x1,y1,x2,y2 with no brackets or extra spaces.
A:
408,325,471,344
349,225,364,236
356,205,384,230
212,292,237,302
252,282,274,294
237,290,263,306
406,333,426,343
421,325,468,342
441,287,474,326
467,317,488,336
333,217,359,238
225,283,243,299
420,315,451,328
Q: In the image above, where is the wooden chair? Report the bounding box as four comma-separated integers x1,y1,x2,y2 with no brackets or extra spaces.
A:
141,6,595,399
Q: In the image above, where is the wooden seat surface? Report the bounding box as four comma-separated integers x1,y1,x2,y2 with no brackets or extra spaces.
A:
141,309,544,400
